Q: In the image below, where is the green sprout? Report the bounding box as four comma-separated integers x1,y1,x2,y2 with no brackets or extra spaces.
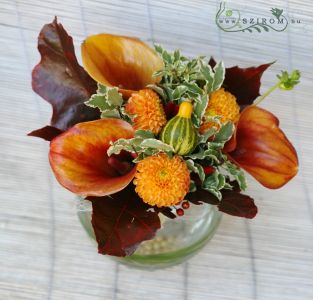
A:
277,70,301,90
254,70,301,106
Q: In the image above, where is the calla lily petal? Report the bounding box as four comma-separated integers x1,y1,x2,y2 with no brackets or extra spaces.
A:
228,106,298,189
49,118,136,196
81,34,163,95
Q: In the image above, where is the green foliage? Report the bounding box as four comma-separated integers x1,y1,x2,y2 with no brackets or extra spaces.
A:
213,122,234,144
186,122,234,167
153,45,225,128
185,121,236,197
140,139,175,152
277,70,301,90
202,171,227,200
222,161,247,191
193,94,209,128
134,130,155,139
85,83,129,120
185,159,205,182
189,180,197,193
146,84,166,100
107,130,174,162
186,147,221,164
198,127,217,144
211,61,225,92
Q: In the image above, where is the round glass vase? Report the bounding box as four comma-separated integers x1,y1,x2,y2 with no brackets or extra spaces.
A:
77,199,222,270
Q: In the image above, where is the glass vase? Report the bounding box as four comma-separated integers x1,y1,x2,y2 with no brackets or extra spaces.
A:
77,199,222,269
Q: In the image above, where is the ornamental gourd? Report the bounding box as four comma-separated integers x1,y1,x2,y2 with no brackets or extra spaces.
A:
160,101,197,155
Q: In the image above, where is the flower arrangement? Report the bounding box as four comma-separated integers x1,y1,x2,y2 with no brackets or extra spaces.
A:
29,18,300,257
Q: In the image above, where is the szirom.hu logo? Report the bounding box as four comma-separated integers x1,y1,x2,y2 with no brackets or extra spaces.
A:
216,2,301,33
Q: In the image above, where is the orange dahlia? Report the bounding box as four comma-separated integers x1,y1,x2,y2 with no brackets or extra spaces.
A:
200,88,240,133
133,154,190,207
125,89,167,135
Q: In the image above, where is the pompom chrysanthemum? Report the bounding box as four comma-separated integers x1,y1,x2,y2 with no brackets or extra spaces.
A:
133,154,190,207
125,89,167,135
200,88,240,133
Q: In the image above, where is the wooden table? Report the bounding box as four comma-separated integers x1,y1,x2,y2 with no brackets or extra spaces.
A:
1,0,312,299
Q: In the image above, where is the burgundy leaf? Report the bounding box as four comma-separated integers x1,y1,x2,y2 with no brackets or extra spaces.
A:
28,125,63,141
186,187,257,219
32,17,99,131
187,189,219,206
87,185,161,256
228,180,241,193
209,57,273,107
208,57,217,69
218,190,258,219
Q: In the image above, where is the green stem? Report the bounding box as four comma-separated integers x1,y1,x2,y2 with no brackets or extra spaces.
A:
253,82,280,106
131,145,139,155
117,107,123,119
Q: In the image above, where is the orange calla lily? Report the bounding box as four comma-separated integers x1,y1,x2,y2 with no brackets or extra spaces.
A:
49,118,136,196
227,106,298,189
81,34,163,97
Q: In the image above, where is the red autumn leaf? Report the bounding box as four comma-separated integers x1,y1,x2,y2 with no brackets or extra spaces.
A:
31,17,99,132
28,126,63,141
228,106,298,189
186,184,257,219
218,189,258,219
209,57,273,107
49,118,136,197
88,185,161,256
187,189,219,206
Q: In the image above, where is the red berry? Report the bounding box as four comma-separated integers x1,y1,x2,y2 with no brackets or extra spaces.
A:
176,208,184,216
203,166,215,175
182,201,190,209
